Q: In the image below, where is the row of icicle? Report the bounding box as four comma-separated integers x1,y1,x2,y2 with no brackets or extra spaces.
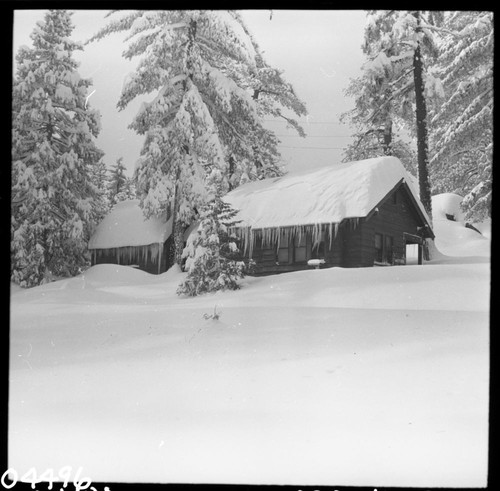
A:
89,219,361,268
230,218,360,258
91,242,164,274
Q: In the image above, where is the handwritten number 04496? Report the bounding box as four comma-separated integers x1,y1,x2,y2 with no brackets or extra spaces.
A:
1,467,94,491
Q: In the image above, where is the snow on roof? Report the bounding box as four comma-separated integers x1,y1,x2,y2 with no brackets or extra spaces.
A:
224,156,430,230
89,200,172,250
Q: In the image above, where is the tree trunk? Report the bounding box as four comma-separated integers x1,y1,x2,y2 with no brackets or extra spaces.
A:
412,11,435,260
168,164,185,267
382,117,393,156
412,12,433,222
169,18,198,268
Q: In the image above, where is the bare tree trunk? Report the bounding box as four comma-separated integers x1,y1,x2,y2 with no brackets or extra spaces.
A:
168,164,185,267
413,11,436,260
382,116,393,156
412,11,433,223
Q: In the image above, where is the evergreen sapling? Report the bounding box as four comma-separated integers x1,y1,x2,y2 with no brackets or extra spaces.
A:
177,196,245,296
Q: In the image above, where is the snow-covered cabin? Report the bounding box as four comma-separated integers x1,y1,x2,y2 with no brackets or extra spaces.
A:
88,200,173,274
224,156,434,274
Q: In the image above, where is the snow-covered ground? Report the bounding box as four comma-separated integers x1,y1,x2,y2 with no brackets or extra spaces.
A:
9,194,490,488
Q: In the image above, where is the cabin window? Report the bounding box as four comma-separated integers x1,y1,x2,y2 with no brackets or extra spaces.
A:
375,233,394,264
385,235,394,264
293,234,307,263
277,231,289,263
311,231,326,259
252,235,263,260
374,233,383,262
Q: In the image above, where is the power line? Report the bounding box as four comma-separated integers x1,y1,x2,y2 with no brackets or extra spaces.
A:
278,145,346,150
275,134,352,138
264,119,346,125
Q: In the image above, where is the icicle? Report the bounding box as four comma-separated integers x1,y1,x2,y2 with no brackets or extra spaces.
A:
158,241,163,274
311,223,321,249
248,229,254,258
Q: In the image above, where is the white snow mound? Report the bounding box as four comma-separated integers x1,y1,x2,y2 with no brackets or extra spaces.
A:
432,193,465,222
431,193,490,258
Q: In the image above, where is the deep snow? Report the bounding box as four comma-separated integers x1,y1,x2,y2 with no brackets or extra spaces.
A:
9,194,490,487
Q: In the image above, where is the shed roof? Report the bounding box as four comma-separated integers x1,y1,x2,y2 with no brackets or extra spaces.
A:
224,156,432,230
89,199,172,250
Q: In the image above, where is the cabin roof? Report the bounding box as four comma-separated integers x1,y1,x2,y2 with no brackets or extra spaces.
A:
224,156,432,231
88,199,172,250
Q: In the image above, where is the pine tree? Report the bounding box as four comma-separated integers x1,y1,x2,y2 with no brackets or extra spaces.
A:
429,11,493,221
89,10,307,264
412,10,433,218
114,176,137,203
340,74,418,174
12,10,103,287
107,156,127,204
340,11,446,220
90,157,111,222
340,11,424,174
177,172,245,296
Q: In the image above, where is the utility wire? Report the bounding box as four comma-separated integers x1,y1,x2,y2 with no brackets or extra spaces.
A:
275,134,352,138
264,119,346,125
278,145,346,149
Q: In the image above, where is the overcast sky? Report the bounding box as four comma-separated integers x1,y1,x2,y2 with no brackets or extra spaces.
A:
13,9,368,175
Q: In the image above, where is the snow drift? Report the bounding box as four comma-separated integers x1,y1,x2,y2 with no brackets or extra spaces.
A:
9,189,490,488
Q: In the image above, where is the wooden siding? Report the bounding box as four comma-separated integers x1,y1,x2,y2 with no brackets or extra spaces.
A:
360,185,424,266
245,183,429,274
247,223,352,275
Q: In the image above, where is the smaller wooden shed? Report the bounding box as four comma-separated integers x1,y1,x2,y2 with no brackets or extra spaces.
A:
88,200,173,274
224,156,434,275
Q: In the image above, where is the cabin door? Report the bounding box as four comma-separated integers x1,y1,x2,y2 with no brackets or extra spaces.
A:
403,233,423,265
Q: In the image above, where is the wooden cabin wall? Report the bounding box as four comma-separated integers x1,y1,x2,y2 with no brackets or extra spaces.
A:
360,187,423,266
91,237,172,274
242,185,428,274
324,226,344,266
338,221,365,267
248,225,346,275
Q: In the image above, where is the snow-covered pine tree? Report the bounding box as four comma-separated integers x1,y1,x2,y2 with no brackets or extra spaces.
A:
341,12,400,159
340,68,418,174
177,170,245,296
107,156,127,204
429,11,493,221
341,10,446,223
89,10,307,264
12,9,103,287
114,176,137,203
90,157,111,222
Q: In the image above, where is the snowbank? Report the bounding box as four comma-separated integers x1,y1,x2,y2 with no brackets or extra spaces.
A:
9,258,490,487
431,193,491,258
9,190,490,488
432,192,465,221
88,199,172,249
